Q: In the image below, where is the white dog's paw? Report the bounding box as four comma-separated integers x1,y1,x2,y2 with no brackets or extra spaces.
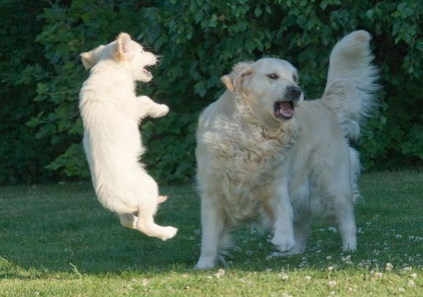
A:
342,240,357,252
271,234,296,253
150,104,169,118
195,256,216,269
158,226,178,241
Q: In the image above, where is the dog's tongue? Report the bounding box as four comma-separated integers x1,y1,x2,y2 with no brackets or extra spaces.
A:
143,68,152,77
276,101,294,119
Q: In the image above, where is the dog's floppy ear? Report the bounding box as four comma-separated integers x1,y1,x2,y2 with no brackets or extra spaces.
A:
80,45,105,70
80,52,95,70
221,62,253,92
115,32,132,61
221,74,235,92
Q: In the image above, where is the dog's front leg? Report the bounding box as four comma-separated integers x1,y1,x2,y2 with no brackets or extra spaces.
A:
270,181,296,253
136,95,169,118
195,194,226,269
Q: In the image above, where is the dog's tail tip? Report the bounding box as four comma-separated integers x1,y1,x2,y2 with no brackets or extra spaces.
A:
322,31,380,141
158,195,168,203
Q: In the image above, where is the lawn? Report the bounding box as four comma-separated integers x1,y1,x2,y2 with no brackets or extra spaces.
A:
0,170,421,296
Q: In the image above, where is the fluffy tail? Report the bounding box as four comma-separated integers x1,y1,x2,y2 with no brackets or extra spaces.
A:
322,30,379,141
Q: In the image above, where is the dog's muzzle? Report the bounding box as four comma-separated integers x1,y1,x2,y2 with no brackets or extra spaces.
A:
285,85,302,101
274,86,302,120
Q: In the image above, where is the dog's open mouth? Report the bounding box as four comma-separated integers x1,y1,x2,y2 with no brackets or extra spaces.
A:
274,101,295,119
142,67,153,78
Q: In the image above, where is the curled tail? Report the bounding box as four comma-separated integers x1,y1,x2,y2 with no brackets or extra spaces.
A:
322,30,379,141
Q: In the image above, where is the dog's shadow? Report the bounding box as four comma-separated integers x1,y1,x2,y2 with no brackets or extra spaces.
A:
0,183,199,276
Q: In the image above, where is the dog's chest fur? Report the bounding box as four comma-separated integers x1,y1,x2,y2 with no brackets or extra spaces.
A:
202,114,298,222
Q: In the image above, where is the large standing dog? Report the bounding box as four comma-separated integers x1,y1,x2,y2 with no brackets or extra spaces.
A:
195,31,379,268
79,33,178,241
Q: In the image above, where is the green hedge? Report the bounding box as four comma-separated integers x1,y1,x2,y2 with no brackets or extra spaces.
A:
2,0,422,184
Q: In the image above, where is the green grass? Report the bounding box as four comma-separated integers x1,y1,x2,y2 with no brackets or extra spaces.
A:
0,170,422,296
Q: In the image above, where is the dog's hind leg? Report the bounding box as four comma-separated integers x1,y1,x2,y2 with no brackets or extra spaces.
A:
135,204,178,241
119,213,138,229
333,195,357,251
292,214,312,254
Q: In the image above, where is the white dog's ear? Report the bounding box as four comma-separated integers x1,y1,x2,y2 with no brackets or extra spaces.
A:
221,75,235,92
115,32,132,61
80,52,95,70
222,62,253,92
80,45,105,70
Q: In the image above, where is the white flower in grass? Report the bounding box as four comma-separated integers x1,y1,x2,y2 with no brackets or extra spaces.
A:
328,227,337,233
328,280,337,287
215,269,225,278
233,246,242,252
375,272,383,278
411,272,417,279
341,255,352,264
408,280,416,287
386,263,393,271
279,273,289,280
305,275,312,280
142,279,149,287
328,266,334,271
398,287,405,292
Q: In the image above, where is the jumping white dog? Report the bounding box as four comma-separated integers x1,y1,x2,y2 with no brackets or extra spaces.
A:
79,33,177,241
195,31,379,268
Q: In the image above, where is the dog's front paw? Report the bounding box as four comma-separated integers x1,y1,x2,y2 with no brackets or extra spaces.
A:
158,226,178,241
195,256,217,269
150,104,169,118
271,234,296,254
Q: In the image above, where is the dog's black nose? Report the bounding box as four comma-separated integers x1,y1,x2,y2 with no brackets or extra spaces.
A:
286,86,302,100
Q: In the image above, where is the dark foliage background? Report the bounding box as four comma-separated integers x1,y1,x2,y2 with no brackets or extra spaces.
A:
1,0,422,184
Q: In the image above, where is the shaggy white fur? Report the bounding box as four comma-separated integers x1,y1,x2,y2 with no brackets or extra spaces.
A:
79,33,177,241
195,31,379,269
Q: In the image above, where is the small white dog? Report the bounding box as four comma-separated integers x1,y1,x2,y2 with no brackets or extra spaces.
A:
79,33,177,241
195,31,379,268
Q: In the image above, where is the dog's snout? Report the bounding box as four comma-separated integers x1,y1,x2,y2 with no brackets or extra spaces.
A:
286,85,302,100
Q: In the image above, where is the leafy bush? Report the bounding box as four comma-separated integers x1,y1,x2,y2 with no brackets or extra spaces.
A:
0,0,55,184
4,0,422,184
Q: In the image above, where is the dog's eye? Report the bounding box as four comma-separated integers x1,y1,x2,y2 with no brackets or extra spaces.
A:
293,74,298,82
266,73,279,80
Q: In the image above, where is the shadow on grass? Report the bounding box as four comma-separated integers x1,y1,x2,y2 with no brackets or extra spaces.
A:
1,170,422,277
0,183,200,275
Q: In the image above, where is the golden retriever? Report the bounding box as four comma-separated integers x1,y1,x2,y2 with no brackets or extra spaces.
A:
195,31,378,268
